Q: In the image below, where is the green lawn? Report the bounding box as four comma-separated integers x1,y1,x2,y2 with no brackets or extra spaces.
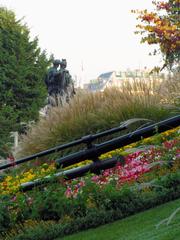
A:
57,198,180,240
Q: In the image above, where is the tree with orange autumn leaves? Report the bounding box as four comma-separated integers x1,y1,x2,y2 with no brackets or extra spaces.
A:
133,0,180,71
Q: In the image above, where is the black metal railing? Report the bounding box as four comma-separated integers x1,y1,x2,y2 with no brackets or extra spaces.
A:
56,115,180,169
0,115,179,192
0,118,149,171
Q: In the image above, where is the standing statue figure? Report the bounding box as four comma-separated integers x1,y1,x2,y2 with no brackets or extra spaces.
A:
60,59,76,104
44,59,61,106
44,58,75,107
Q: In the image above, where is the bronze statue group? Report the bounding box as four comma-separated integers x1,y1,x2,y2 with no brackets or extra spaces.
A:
44,59,75,108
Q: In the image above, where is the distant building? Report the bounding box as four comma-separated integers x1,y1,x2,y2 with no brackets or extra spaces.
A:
84,69,165,92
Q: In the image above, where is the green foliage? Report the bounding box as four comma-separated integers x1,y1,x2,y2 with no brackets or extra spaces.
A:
0,7,50,157
0,105,17,157
0,203,11,232
1,171,180,239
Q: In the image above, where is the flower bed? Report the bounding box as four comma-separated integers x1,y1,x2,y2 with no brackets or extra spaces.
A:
0,127,179,196
1,171,180,240
0,126,179,239
64,137,179,198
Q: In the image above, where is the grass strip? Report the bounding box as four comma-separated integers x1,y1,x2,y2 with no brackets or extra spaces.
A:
59,198,180,240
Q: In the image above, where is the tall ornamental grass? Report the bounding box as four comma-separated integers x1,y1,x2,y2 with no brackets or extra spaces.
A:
16,77,179,158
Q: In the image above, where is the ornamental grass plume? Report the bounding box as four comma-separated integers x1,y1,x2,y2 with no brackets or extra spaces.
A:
156,207,180,229
16,77,178,159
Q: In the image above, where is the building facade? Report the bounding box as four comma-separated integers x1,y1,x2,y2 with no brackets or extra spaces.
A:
84,69,165,92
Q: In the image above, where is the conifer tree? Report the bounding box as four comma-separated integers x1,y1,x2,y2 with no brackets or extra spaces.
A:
0,7,50,157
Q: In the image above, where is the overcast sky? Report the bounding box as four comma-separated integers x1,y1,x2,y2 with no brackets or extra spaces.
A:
1,0,161,83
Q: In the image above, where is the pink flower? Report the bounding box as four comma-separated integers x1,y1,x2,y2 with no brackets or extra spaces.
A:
11,196,17,202
65,187,72,198
91,175,100,182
